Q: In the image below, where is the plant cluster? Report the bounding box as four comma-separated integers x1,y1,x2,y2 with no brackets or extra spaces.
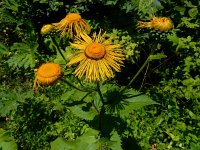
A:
0,0,199,150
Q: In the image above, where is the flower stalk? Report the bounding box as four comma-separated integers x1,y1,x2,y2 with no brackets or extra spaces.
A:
50,35,68,63
96,82,105,136
120,56,150,93
61,78,90,92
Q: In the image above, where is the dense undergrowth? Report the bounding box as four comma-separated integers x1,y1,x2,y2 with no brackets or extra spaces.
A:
0,0,200,150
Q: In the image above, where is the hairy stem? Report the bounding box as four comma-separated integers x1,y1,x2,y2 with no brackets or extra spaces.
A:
96,82,105,136
61,79,90,92
50,36,68,63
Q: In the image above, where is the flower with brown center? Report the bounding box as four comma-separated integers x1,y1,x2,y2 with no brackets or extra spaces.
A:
34,63,62,90
137,17,173,31
67,31,125,82
53,13,90,38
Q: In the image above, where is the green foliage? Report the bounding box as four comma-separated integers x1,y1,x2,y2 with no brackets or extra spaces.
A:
100,84,157,117
148,53,167,61
8,93,88,149
119,89,158,118
0,128,17,150
0,84,33,117
0,43,8,59
108,29,140,63
51,128,99,150
0,0,200,149
69,105,97,121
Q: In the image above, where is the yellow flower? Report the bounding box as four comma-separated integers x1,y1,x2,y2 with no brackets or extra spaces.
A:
53,13,90,38
67,31,125,82
34,63,62,90
40,24,54,35
137,17,173,31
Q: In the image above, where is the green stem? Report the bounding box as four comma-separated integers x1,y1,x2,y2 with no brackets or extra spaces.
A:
120,57,150,93
61,79,89,92
50,36,68,63
96,82,105,135
96,82,104,104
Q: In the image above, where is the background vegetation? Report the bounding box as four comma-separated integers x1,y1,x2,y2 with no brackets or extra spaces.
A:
0,0,200,149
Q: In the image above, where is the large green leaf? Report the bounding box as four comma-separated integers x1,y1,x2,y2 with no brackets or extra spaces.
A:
102,84,157,116
119,89,158,118
7,42,37,69
0,128,17,150
0,88,33,117
68,105,97,121
50,137,72,150
50,128,99,150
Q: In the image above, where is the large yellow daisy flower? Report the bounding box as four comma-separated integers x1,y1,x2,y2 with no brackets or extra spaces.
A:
34,63,62,90
137,17,173,31
67,31,125,82
53,13,90,38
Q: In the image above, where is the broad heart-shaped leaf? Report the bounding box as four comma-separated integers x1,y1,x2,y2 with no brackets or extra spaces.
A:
119,89,158,118
0,128,17,150
50,128,99,150
50,137,73,150
68,105,97,121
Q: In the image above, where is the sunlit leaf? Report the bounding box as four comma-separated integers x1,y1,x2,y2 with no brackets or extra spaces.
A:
69,105,97,120
0,128,17,150
119,89,158,118
50,128,99,150
148,53,167,61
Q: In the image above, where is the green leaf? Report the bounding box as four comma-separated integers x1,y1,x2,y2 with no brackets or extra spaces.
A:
50,137,72,150
0,88,33,117
188,7,198,18
139,0,154,14
50,128,99,150
6,42,37,69
61,89,88,102
3,0,19,12
148,53,167,61
0,128,17,150
119,89,158,118
174,6,186,15
69,105,97,120
0,43,8,59
110,130,122,150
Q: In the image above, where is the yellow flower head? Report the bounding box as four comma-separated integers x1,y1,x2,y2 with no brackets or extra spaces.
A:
137,17,173,31
40,24,54,35
53,13,90,38
67,31,125,82
34,63,62,90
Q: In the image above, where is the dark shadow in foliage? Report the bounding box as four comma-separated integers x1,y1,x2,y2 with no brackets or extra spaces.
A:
89,114,142,149
88,85,143,149
84,1,137,33
103,84,143,113
122,136,143,150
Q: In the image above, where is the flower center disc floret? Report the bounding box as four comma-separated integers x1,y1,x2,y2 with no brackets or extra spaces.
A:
66,13,81,22
85,43,106,60
37,63,61,78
